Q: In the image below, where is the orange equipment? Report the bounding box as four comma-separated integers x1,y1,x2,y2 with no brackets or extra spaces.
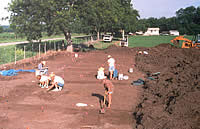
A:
170,35,200,48
192,34,200,48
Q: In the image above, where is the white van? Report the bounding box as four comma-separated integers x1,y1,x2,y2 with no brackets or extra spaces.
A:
103,35,113,42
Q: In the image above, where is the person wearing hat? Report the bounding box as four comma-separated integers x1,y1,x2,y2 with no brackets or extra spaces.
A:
47,72,64,91
107,55,115,80
38,61,48,75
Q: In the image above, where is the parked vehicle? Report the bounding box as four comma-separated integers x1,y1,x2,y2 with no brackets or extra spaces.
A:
120,36,128,47
103,35,113,42
170,34,200,48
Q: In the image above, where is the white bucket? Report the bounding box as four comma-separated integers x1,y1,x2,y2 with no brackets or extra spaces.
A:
123,75,129,80
118,74,123,80
129,68,133,73
75,53,78,58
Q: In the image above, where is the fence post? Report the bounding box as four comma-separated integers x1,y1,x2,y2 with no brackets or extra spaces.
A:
32,43,34,56
54,42,56,51
4,48,5,63
62,40,64,50
39,43,41,57
24,46,26,59
58,42,60,51
45,42,47,54
15,47,16,64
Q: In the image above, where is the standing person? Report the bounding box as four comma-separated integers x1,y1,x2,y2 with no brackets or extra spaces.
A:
102,78,114,108
107,55,115,80
47,72,64,91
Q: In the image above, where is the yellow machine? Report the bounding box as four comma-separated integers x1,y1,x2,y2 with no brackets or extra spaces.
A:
192,34,200,48
170,34,200,48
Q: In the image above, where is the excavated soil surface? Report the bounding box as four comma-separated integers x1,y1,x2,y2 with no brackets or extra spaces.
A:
134,44,200,129
0,44,199,129
0,46,143,129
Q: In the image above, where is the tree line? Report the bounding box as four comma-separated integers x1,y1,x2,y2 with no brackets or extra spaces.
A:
7,0,200,42
137,6,200,35
8,0,139,41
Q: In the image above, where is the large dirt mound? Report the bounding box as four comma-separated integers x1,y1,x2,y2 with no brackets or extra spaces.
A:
134,44,200,129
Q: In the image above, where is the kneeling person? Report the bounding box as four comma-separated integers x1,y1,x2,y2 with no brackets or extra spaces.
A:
48,72,64,91
37,75,50,88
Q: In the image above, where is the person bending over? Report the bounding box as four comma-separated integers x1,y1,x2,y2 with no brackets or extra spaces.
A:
47,72,64,91
37,75,50,88
102,78,114,108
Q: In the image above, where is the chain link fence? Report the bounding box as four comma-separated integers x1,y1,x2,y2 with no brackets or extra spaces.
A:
0,35,97,65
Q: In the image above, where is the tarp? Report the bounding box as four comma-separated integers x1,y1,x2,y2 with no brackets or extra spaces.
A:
0,69,35,76
131,79,145,86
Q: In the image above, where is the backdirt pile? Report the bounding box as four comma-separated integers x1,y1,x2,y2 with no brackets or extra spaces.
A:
134,44,200,129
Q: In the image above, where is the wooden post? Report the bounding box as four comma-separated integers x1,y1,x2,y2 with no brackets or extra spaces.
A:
15,47,16,64
39,43,41,57
24,46,26,59
58,42,60,51
45,43,47,54
54,42,56,51
32,43,34,56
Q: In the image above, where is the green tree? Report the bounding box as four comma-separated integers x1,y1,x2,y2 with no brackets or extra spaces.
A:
8,0,79,42
0,26,3,33
78,0,139,39
115,0,139,34
176,6,200,35
78,0,121,39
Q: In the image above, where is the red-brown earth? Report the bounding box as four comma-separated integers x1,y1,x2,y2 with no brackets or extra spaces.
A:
0,46,143,129
0,44,199,129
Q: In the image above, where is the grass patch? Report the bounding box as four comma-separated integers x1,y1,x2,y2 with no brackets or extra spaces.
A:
128,35,193,48
93,41,114,49
0,32,89,43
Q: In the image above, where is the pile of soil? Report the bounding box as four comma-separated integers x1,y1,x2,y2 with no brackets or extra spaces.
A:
134,44,200,129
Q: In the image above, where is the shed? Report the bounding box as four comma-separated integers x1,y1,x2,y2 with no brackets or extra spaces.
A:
144,28,160,36
169,30,179,36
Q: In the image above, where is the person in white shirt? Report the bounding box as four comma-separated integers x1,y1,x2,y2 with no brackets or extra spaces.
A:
107,55,115,80
97,67,106,79
47,72,64,91
37,75,50,88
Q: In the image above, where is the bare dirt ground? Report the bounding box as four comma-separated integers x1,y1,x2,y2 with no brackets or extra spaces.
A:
0,45,143,129
1,44,199,129
133,44,200,129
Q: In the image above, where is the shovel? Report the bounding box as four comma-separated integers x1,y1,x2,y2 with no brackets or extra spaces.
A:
99,92,107,114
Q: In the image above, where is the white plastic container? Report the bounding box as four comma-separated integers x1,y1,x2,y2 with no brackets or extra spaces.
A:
129,68,133,73
75,53,78,58
123,75,129,80
118,74,123,80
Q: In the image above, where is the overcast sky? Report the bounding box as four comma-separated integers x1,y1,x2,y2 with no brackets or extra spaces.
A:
0,0,200,25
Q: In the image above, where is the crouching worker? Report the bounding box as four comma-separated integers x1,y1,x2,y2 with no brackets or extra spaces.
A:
47,72,64,91
102,78,114,108
38,61,48,75
36,75,50,88
97,67,106,80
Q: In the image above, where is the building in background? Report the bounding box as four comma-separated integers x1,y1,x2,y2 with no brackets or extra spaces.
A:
169,30,179,36
144,28,160,36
